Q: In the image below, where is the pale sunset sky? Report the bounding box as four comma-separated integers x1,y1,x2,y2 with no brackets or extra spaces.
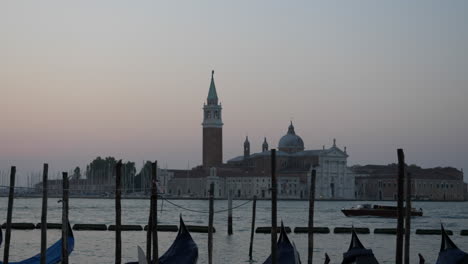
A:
1,1,467,182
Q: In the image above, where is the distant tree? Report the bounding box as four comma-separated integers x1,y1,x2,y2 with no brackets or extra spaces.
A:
85,156,118,189
409,164,420,168
72,167,82,179
122,161,136,192
84,157,137,193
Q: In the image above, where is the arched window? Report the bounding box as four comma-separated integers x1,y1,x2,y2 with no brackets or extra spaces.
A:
214,110,219,119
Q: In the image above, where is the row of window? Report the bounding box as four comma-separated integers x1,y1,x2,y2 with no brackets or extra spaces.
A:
322,160,347,165
359,181,457,190
228,178,299,183
356,192,464,200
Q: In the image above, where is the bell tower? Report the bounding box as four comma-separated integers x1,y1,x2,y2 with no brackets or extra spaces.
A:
202,70,223,167
244,136,250,159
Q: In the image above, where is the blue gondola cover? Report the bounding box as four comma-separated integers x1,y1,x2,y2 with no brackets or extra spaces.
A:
0,222,74,264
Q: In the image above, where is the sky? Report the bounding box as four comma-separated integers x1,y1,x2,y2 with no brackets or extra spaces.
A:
1,1,468,184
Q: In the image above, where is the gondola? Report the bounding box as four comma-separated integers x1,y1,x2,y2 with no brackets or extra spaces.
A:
127,216,198,264
137,246,147,264
262,222,301,264
0,222,74,264
418,253,425,264
435,225,468,264
341,229,379,264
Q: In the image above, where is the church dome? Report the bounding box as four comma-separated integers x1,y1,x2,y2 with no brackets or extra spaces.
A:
278,122,304,153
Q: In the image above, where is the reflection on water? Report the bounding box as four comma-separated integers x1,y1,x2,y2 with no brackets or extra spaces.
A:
0,198,467,263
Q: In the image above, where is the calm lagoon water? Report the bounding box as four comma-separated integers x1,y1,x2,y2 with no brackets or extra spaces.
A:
0,198,467,263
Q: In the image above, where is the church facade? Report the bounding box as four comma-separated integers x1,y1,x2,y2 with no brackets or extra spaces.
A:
167,72,355,200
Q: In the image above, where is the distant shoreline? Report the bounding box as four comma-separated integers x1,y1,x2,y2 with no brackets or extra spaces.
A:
0,194,465,202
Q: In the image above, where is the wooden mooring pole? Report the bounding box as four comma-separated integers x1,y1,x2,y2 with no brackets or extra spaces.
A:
146,213,152,263
40,164,49,264
228,188,233,235
61,172,69,264
151,161,159,264
308,168,317,264
208,182,215,264
115,161,122,264
271,149,278,264
3,166,16,264
395,149,405,264
248,195,257,261
404,172,412,264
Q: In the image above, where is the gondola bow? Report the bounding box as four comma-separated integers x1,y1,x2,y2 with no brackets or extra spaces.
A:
341,229,379,264
436,225,468,264
262,222,301,264
127,216,198,264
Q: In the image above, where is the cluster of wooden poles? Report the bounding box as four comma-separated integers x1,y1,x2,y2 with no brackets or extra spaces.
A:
2,164,71,264
2,148,414,264
261,148,414,264
117,160,230,264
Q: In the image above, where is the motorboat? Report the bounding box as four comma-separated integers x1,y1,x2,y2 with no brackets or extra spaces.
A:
342,204,423,218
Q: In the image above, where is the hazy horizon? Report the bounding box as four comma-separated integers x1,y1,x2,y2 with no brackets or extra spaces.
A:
2,1,467,182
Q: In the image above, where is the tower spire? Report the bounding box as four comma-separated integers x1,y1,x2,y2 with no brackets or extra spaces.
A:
262,137,269,152
287,121,296,135
207,70,218,105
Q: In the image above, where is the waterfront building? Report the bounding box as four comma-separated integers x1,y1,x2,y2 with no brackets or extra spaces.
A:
465,182,468,201
135,166,173,194
226,128,354,199
353,164,466,201
166,71,355,200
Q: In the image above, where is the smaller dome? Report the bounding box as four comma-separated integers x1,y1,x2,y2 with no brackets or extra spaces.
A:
278,122,304,153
